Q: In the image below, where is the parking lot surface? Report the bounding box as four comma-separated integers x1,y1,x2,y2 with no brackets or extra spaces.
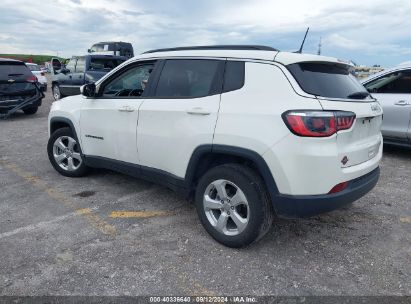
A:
0,79,410,296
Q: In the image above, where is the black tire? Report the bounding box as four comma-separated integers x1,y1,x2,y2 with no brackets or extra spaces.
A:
52,83,63,100
23,107,38,115
47,127,89,177
195,164,273,248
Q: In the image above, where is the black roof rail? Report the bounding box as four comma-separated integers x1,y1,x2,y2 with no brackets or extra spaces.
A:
143,45,279,54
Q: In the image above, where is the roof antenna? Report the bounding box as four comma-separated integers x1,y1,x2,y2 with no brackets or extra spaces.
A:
296,27,310,53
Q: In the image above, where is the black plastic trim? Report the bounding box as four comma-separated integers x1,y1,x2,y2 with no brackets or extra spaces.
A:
383,139,411,149
49,117,79,142
275,167,380,218
211,145,280,201
83,155,188,194
184,144,280,204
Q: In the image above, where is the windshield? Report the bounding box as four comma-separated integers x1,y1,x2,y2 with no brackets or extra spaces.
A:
90,44,106,52
89,58,125,71
287,62,369,100
27,64,41,71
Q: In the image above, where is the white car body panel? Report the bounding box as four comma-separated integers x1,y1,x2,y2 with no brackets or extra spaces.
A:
137,94,221,177
79,96,142,164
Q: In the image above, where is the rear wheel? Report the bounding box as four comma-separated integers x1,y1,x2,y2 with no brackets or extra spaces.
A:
47,127,89,177
23,107,38,115
195,164,273,248
52,84,63,100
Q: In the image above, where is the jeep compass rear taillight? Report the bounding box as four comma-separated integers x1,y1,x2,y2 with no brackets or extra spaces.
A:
282,111,356,137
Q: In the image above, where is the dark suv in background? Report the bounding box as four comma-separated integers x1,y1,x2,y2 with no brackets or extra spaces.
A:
51,54,127,100
0,58,44,118
88,41,134,59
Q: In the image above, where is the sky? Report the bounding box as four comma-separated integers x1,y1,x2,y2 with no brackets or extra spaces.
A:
1,0,410,67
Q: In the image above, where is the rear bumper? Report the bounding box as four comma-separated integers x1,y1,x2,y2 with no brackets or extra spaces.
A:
0,97,42,110
274,167,380,218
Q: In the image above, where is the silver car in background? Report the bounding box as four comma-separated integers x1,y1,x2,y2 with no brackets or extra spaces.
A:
362,62,411,147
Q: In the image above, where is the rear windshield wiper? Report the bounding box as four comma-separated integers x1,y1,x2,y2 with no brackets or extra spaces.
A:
347,91,370,99
8,73,24,77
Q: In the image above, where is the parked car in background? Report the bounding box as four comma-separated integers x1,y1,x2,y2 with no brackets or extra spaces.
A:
0,58,44,118
362,62,411,147
47,45,382,247
26,62,47,91
50,54,127,100
88,41,134,59
40,65,48,73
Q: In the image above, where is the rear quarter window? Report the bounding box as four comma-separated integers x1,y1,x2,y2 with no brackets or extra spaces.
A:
223,61,245,93
287,62,369,100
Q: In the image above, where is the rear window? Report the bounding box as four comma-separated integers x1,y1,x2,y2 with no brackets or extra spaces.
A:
89,58,125,71
287,62,369,100
0,61,31,79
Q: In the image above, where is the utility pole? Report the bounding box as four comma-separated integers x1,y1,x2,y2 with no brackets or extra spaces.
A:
317,37,322,55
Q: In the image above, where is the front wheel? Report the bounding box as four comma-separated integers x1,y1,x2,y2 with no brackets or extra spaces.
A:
195,164,273,248
47,127,89,177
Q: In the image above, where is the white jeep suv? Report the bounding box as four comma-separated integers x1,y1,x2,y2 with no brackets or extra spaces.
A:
47,45,383,247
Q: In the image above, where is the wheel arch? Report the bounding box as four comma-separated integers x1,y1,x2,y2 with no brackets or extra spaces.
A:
49,117,80,144
185,144,280,208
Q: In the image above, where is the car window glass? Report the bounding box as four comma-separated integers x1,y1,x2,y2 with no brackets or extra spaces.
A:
287,62,369,100
223,61,245,93
102,63,155,98
365,70,411,94
75,57,85,73
89,58,125,71
27,64,41,72
65,58,76,72
154,59,222,98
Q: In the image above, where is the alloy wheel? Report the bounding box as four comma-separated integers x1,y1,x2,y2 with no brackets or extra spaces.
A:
52,136,82,171
203,179,250,236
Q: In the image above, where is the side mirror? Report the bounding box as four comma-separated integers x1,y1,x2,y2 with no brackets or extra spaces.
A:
81,83,96,98
87,49,91,53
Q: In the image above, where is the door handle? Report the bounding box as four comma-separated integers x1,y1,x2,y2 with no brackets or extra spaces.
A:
186,107,211,115
118,105,135,112
394,100,411,106
69,75,72,79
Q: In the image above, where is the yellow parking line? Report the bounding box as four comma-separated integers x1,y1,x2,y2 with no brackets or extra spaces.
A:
76,208,117,236
0,160,117,236
109,210,174,219
399,217,411,224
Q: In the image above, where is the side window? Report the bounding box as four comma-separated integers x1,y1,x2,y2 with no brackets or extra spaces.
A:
223,61,245,93
154,59,223,98
102,63,155,97
365,70,411,94
75,57,85,73
65,58,76,72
